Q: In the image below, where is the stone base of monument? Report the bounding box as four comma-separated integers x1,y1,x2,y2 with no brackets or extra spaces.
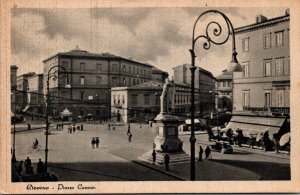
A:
139,150,190,165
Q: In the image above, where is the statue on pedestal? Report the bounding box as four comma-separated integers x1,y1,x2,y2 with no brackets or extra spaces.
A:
160,78,176,115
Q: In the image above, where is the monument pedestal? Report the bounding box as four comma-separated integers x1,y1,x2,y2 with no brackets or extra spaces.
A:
140,113,190,165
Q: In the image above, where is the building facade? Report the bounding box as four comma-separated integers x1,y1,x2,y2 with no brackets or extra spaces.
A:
15,72,35,113
111,80,201,123
215,70,233,111
151,66,169,83
27,73,44,115
173,64,216,116
43,46,153,120
233,11,290,116
11,65,18,113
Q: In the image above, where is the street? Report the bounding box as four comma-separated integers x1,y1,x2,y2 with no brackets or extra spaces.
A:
12,122,290,181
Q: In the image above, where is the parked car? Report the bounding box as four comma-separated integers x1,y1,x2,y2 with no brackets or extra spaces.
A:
210,141,233,154
11,115,24,124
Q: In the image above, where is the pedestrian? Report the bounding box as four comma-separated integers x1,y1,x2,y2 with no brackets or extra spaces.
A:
127,123,131,135
29,166,34,175
108,124,111,131
152,150,156,165
81,124,83,131
24,156,32,174
91,138,96,149
128,132,132,142
73,124,76,133
37,158,44,174
17,160,23,175
27,123,31,130
198,146,203,161
68,125,72,133
56,124,59,130
95,137,100,148
164,153,170,171
205,146,211,159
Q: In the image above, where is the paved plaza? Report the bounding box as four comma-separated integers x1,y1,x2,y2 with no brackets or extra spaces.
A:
12,122,290,181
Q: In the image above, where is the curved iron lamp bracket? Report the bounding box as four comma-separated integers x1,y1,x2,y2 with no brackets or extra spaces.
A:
191,10,236,52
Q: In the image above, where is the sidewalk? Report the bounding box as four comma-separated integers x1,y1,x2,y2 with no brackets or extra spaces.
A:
109,146,260,181
179,133,290,160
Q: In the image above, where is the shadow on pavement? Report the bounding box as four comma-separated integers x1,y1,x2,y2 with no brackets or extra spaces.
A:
210,159,290,180
46,162,179,181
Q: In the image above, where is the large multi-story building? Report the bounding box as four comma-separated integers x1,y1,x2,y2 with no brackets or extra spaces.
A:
215,69,233,111
27,73,44,115
173,64,216,116
15,72,35,113
11,65,18,113
111,80,200,123
223,11,291,140
43,46,153,120
151,66,169,83
233,10,290,116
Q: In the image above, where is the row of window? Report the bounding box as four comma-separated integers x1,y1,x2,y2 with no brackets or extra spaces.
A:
241,57,289,78
113,94,126,105
242,30,286,52
74,76,148,87
130,94,158,105
243,90,285,107
62,61,151,77
217,81,232,88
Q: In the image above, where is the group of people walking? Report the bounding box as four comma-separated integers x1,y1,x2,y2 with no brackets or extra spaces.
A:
91,137,100,149
198,145,212,161
17,156,45,176
67,123,84,134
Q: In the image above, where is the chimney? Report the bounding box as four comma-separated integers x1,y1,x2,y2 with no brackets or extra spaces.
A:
285,9,290,16
256,15,268,23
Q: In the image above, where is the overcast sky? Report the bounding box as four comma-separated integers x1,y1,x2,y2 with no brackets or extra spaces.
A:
11,7,287,77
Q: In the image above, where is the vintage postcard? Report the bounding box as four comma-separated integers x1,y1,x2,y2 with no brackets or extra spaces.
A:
1,0,300,193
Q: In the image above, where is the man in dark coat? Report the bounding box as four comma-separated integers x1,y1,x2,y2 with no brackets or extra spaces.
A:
91,138,96,149
127,123,131,135
164,153,170,171
24,157,32,174
17,160,23,175
198,146,203,161
95,137,100,148
128,132,132,142
73,124,76,133
37,158,44,174
152,150,156,165
205,146,211,159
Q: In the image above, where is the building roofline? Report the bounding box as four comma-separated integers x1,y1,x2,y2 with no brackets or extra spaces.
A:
235,14,289,34
43,52,153,68
173,64,214,77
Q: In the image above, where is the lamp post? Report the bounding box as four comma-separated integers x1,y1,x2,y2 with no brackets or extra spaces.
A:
44,65,70,172
12,79,28,162
189,10,241,181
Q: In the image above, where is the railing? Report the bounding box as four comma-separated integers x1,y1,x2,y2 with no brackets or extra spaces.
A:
242,106,290,115
270,107,290,114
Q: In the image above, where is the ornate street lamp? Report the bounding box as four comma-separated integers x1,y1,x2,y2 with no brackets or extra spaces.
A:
11,79,28,162
189,10,242,181
44,65,70,172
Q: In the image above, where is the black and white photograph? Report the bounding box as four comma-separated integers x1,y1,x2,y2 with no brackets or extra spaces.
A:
1,0,300,194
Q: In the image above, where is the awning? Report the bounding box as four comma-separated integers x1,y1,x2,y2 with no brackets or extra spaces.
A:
22,104,30,112
225,115,286,138
60,108,73,117
185,119,200,124
185,119,206,125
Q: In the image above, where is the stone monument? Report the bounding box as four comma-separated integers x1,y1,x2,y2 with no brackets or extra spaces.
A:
140,78,189,165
